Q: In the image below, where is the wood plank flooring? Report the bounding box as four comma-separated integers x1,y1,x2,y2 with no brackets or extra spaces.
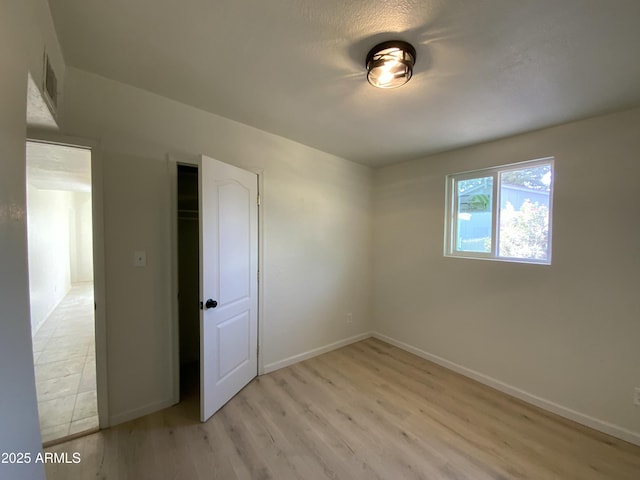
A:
45,338,640,479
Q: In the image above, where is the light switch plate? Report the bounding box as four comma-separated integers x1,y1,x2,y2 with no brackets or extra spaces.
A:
133,250,146,267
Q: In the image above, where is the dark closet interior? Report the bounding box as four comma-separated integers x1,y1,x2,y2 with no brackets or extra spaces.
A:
177,164,199,399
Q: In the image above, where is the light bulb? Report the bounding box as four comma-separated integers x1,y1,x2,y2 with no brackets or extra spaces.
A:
366,41,416,89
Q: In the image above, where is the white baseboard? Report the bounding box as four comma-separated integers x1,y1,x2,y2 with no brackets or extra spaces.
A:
113,334,371,425
109,397,177,427
372,332,640,447
263,332,372,374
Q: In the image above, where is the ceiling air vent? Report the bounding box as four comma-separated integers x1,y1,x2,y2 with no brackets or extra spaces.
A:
43,51,58,117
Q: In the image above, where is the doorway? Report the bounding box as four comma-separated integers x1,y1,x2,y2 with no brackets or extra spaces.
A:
174,156,259,422
26,140,99,445
177,164,200,403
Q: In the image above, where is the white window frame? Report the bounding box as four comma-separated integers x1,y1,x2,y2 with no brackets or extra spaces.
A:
444,157,554,265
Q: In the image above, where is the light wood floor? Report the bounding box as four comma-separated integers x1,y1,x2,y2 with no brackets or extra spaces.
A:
45,338,640,479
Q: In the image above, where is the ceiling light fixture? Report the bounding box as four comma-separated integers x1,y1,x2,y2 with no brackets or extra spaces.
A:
366,40,416,89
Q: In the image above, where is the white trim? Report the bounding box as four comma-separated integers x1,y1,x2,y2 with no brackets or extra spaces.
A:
167,156,180,405
109,398,176,427
263,332,373,374
90,142,110,428
444,156,554,265
247,168,266,376
372,332,640,447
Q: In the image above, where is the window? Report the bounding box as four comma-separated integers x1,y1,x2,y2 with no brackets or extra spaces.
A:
445,158,554,264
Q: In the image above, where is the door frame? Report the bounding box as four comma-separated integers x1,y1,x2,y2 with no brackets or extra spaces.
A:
168,154,264,405
26,129,110,428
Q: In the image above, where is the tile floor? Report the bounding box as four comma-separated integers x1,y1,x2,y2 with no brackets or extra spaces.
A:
32,283,98,444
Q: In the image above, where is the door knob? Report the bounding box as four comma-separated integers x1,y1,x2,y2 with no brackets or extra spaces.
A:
205,299,218,309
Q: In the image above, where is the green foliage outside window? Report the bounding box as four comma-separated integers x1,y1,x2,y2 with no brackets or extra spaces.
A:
499,200,549,259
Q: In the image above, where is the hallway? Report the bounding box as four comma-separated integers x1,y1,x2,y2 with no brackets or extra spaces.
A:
32,283,98,444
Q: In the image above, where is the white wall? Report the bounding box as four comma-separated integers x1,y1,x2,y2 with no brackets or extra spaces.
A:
69,191,94,283
373,107,640,443
26,185,73,332
61,67,373,424
0,1,64,478
27,188,93,332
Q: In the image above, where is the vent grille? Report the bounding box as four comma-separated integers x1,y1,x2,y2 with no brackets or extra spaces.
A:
43,52,58,115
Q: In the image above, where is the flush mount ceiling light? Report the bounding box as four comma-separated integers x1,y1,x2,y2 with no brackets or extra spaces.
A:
366,40,416,89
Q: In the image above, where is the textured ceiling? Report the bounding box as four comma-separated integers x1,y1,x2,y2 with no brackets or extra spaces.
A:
26,141,91,192
49,0,640,167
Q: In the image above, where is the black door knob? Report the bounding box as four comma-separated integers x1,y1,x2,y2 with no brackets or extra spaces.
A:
205,299,218,309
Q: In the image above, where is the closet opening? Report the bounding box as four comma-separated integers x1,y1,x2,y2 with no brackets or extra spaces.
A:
177,165,200,403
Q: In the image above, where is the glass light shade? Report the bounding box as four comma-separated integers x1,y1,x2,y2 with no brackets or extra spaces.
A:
366,41,416,89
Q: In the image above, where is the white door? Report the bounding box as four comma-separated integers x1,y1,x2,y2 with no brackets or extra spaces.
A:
199,155,258,422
